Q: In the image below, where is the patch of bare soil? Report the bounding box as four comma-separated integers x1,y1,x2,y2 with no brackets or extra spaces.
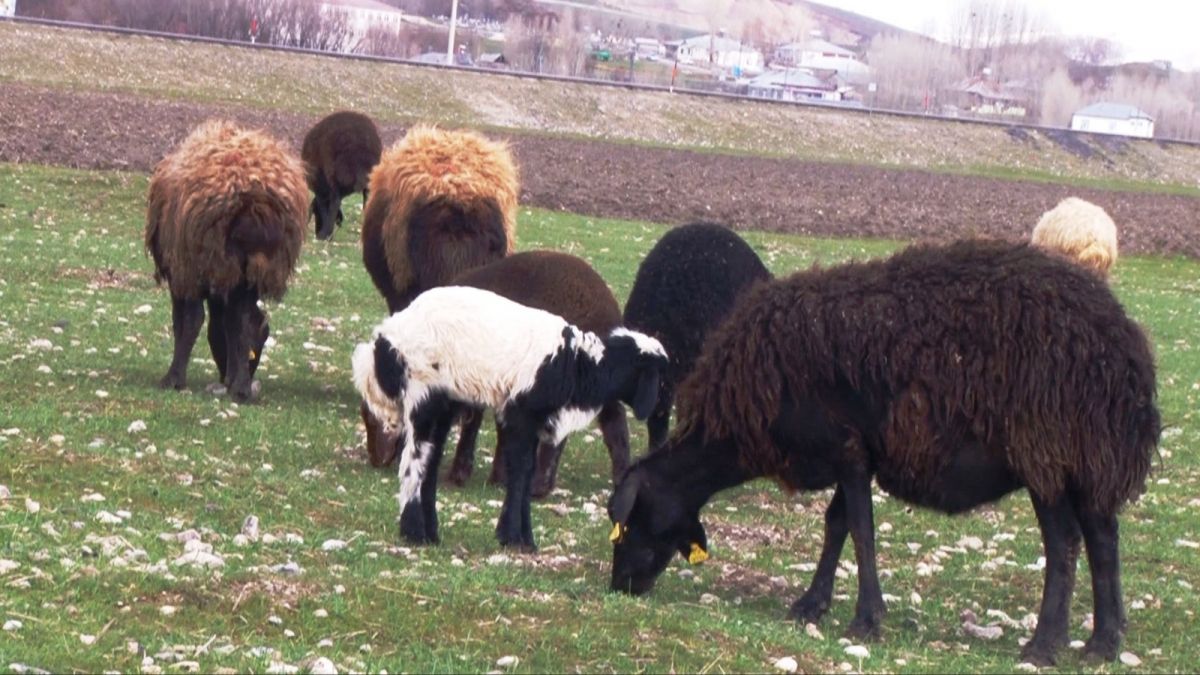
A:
3,83,1197,257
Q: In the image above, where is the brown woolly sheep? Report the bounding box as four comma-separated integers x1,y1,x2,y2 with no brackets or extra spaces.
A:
361,251,631,498
1031,196,1119,277
146,120,307,402
361,125,519,314
623,222,772,452
302,111,382,241
608,239,1159,667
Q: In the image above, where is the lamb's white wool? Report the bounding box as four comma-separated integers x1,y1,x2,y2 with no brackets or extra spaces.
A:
609,327,668,359
354,286,590,512
371,286,577,410
1031,197,1118,276
545,406,600,446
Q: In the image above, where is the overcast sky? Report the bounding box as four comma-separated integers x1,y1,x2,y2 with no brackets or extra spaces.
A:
817,0,1200,71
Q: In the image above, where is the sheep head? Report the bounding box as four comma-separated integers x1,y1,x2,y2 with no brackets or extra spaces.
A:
608,463,708,596
600,328,668,420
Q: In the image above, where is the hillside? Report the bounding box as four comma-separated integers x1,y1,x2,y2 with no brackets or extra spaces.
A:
2,21,1198,191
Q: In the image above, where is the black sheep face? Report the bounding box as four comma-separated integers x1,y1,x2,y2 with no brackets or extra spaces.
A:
602,330,669,420
312,194,342,241
608,466,708,595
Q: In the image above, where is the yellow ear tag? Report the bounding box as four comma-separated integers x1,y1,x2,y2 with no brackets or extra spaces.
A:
688,542,708,565
609,522,625,543
249,349,258,360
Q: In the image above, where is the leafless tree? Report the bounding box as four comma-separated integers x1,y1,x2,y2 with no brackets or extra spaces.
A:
866,33,966,112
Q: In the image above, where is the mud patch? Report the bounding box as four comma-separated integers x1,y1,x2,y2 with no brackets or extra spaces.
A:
59,266,151,291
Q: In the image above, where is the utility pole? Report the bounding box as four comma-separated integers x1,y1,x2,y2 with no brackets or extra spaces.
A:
445,0,460,64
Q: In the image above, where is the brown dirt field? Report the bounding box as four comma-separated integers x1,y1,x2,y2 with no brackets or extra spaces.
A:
2,83,1197,257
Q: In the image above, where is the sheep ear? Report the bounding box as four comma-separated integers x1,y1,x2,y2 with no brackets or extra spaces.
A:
608,472,640,533
373,335,407,400
631,370,660,421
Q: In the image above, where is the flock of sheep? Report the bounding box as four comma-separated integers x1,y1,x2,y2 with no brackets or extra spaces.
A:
143,109,1153,668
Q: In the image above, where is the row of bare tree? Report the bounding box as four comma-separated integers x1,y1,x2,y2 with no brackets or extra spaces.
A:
19,0,354,51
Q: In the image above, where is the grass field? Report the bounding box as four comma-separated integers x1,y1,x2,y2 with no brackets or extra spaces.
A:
4,20,1200,192
1,163,1198,673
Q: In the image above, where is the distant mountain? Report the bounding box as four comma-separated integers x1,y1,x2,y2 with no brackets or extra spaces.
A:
788,1,920,45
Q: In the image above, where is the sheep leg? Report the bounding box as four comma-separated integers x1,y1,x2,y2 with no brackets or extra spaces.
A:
789,486,847,624
398,400,445,545
415,405,456,544
447,406,485,487
488,416,508,485
597,399,632,484
1021,493,1082,667
842,473,886,639
495,419,538,550
159,295,204,390
222,286,259,403
530,439,565,500
1077,506,1124,663
205,296,228,383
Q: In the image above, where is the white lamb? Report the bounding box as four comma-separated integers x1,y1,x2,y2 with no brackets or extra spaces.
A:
352,285,668,549
1031,197,1118,277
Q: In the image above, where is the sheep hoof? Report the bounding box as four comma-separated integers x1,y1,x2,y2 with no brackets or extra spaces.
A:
159,372,186,390
845,613,883,640
445,463,472,487
787,593,831,624
1081,635,1120,663
1018,642,1059,668
399,513,434,545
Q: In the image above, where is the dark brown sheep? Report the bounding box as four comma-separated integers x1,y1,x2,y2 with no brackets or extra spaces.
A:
623,223,771,451
607,239,1159,667
302,111,382,241
361,250,631,498
145,120,307,402
361,125,519,314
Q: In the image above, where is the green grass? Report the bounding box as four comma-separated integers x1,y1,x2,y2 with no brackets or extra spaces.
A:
1,163,1199,673
4,20,1200,195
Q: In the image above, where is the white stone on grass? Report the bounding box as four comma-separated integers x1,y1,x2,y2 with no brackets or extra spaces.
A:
127,420,147,434
321,539,347,552
495,656,519,668
844,645,869,659
773,656,798,673
305,657,338,675
1119,652,1142,667
4,619,23,631
95,511,124,524
172,551,225,569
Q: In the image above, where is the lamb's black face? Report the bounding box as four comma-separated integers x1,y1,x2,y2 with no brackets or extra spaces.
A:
604,330,669,420
608,466,708,595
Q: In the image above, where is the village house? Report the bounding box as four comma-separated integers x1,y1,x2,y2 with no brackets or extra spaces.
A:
1070,102,1155,139
667,33,764,76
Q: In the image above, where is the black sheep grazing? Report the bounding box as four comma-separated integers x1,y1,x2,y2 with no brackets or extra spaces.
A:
361,251,631,498
623,222,771,451
302,111,382,241
608,240,1159,667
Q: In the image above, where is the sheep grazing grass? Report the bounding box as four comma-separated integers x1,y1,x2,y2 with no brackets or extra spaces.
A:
361,124,519,314
302,110,383,241
609,239,1159,668
359,250,632,497
624,222,772,452
1032,196,1119,277
144,119,307,402
353,286,667,550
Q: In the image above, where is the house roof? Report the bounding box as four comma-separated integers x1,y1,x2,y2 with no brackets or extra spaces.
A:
320,0,403,12
677,34,757,54
779,39,856,58
1074,102,1154,121
748,68,830,90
